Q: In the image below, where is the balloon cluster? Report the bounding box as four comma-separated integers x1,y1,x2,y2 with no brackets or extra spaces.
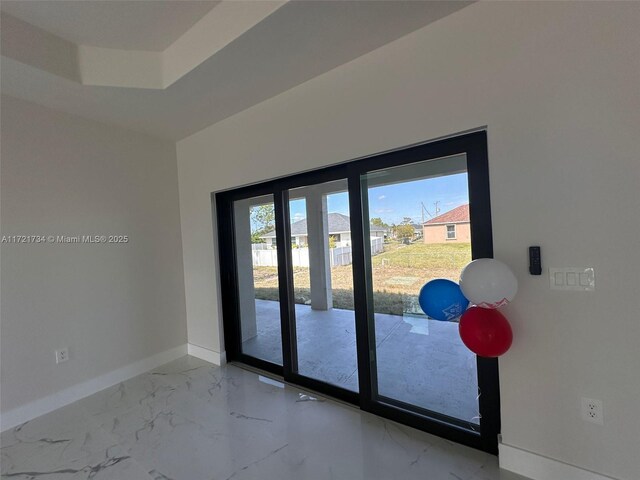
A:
418,258,517,358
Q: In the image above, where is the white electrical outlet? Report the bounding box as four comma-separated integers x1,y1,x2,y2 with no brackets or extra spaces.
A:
55,348,69,364
581,397,603,425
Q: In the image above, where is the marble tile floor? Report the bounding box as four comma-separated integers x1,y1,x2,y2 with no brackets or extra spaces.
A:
1,356,530,480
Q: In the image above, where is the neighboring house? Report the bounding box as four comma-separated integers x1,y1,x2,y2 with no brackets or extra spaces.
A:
411,224,423,239
261,212,386,247
423,204,470,244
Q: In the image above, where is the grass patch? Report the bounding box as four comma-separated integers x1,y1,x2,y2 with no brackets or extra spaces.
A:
254,287,414,316
372,242,471,269
252,241,471,316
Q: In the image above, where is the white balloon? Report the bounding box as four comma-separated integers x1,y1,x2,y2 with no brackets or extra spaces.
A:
459,258,518,309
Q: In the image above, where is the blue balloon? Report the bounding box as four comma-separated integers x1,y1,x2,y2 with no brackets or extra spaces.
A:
418,279,469,321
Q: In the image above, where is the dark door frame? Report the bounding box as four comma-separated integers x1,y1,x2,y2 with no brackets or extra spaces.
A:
215,131,499,454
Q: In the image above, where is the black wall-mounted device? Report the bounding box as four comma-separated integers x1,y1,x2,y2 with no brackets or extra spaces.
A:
529,246,542,275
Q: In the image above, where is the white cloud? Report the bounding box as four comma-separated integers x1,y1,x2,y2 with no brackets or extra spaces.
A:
293,213,305,222
378,195,386,200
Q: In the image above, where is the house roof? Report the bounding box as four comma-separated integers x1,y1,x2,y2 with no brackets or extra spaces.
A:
423,204,469,225
262,212,386,238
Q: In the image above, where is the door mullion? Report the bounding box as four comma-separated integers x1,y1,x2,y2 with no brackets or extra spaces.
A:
274,188,298,377
215,193,242,362
466,132,500,453
347,171,376,407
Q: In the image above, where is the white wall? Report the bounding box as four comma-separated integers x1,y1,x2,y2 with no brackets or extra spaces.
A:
176,2,640,479
1,96,187,416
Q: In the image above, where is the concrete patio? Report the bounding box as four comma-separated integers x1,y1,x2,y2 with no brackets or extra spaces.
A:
242,299,479,424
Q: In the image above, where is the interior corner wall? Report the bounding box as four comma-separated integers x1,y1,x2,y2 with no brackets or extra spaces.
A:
1,96,187,416
176,2,640,479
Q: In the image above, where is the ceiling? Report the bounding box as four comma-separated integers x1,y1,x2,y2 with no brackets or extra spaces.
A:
0,1,472,141
0,1,220,51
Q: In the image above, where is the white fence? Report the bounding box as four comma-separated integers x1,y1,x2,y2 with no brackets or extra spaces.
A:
370,236,384,255
252,237,383,268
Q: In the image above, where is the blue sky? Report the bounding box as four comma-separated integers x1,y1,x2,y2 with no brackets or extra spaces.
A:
289,172,469,226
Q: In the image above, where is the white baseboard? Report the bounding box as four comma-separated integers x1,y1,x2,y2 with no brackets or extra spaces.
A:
0,344,187,433
499,440,617,480
187,343,226,365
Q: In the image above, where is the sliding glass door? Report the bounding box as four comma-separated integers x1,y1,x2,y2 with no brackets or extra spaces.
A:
287,180,359,392
216,132,499,453
231,195,283,366
361,155,479,426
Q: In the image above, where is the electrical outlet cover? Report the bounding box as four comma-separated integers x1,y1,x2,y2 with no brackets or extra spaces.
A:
581,397,603,425
55,348,69,364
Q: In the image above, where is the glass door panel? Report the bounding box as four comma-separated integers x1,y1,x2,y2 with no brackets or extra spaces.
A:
361,154,480,425
233,195,283,365
288,180,358,391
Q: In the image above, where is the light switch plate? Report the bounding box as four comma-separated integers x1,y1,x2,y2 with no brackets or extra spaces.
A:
549,267,595,291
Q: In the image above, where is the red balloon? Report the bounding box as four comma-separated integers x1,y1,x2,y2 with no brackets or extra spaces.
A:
459,307,513,357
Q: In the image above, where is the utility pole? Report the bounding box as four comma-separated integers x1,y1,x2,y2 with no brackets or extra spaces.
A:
421,202,432,222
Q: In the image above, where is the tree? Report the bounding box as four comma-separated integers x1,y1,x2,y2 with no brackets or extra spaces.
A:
396,217,414,240
396,223,414,240
250,204,275,243
370,217,389,228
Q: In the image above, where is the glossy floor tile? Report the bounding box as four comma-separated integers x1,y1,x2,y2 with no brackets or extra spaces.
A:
1,356,529,480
